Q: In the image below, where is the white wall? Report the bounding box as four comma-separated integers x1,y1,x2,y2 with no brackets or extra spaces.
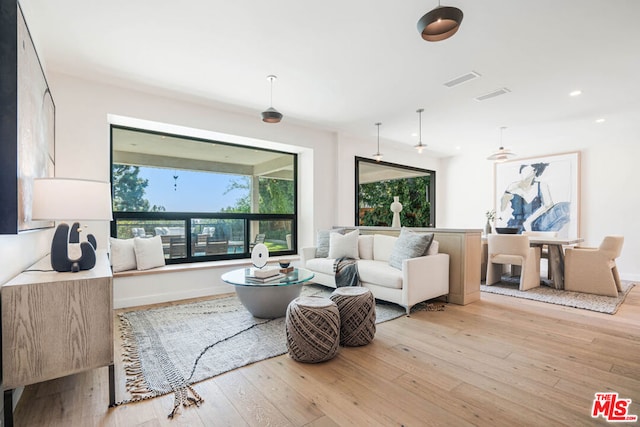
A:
49,73,339,250
440,144,640,280
0,229,52,284
335,133,443,227
3,72,636,301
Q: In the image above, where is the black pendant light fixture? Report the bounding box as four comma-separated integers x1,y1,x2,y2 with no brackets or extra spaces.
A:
487,127,517,161
414,108,426,153
373,122,383,162
417,1,463,42
261,75,283,123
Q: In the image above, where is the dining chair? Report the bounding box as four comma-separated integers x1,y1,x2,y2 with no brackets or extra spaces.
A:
564,235,624,297
522,231,558,279
486,234,540,291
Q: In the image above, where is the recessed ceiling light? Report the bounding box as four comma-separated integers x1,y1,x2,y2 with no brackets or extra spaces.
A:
595,118,606,123
444,71,480,88
569,90,582,97
455,146,461,151
411,132,418,137
474,88,511,101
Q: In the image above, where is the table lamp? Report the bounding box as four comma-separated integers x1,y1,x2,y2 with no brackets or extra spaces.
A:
31,178,113,272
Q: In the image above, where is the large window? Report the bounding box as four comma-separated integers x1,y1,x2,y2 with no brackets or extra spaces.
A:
355,157,435,227
110,126,297,263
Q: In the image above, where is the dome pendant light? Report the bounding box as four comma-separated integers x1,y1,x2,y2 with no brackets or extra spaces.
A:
487,126,517,162
417,1,463,42
261,75,283,123
414,108,426,153
373,122,383,162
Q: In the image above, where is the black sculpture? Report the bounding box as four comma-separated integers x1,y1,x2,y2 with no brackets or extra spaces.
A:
50,222,97,272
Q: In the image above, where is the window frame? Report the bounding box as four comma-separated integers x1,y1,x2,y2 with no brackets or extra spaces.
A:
354,156,436,227
109,125,297,264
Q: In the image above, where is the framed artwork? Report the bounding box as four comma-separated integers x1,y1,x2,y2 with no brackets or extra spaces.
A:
0,2,55,234
494,152,580,238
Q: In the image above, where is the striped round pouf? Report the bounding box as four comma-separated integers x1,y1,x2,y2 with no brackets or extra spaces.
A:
286,296,340,363
330,287,376,346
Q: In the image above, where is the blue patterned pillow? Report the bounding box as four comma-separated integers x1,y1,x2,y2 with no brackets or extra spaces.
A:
388,228,434,270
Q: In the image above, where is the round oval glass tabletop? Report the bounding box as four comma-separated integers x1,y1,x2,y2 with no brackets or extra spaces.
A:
221,267,315,318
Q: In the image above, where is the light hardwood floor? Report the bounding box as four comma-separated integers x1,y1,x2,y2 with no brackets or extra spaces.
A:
13,286,640,426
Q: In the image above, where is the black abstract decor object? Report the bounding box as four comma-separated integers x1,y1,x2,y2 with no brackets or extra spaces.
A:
51,222,97,272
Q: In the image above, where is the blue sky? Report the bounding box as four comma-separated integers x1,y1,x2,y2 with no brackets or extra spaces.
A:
138,167,248,212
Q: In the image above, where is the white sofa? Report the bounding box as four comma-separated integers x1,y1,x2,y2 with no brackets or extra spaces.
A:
301,233,449,315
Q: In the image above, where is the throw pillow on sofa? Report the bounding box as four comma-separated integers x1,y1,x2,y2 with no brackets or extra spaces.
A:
134,235,166,270
328,229,359,259
388,228,434,270
109,237,137,272
315,228,344,258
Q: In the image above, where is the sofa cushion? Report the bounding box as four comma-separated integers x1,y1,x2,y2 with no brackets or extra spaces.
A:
373,234,397,262
427,240,439,255
329,229,359,259
358,235,374,260
357,260,403,289
306,257,337,275
389,228,434,270
315,228,344,258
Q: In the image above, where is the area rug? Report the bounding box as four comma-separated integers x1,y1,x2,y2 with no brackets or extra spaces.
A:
481,280,635,314
116,284,443,417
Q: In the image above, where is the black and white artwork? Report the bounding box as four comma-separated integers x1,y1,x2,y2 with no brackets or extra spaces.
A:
494,152,580,238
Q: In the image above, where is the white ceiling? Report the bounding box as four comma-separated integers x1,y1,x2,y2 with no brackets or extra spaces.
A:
20,0,640,158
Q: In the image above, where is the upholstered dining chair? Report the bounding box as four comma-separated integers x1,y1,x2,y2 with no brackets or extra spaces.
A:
564,235,624,297
522,231,558,279
486,234,540,291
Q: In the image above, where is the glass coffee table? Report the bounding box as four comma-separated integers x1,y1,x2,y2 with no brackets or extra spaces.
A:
221,267,315,318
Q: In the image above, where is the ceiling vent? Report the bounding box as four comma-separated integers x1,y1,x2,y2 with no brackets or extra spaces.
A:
475,88,511,101
444,71,481,88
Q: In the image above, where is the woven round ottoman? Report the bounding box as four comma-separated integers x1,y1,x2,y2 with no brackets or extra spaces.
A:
286,296,340,363
330,287,376,346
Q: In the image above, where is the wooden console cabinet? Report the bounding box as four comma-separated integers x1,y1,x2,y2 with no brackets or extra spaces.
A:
1,252,114,426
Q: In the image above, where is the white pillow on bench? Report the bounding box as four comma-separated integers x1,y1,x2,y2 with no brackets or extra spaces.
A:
134,236,166,270
110,238,137,273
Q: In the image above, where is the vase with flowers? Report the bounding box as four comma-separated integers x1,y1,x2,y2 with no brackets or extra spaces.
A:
485,209,496,235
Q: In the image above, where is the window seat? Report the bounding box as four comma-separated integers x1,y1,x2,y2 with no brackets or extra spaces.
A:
113,255,299,309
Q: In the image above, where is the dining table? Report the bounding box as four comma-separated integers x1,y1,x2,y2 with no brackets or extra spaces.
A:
481,235,584,290
526,236,583,289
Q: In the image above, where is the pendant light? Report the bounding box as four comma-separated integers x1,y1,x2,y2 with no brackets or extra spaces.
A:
487,127,516,161
417,1,463,42
373,122,383,162
414,108,426,153
261,75,283,123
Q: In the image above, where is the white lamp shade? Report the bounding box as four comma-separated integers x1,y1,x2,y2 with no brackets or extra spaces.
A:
31,178,113,221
